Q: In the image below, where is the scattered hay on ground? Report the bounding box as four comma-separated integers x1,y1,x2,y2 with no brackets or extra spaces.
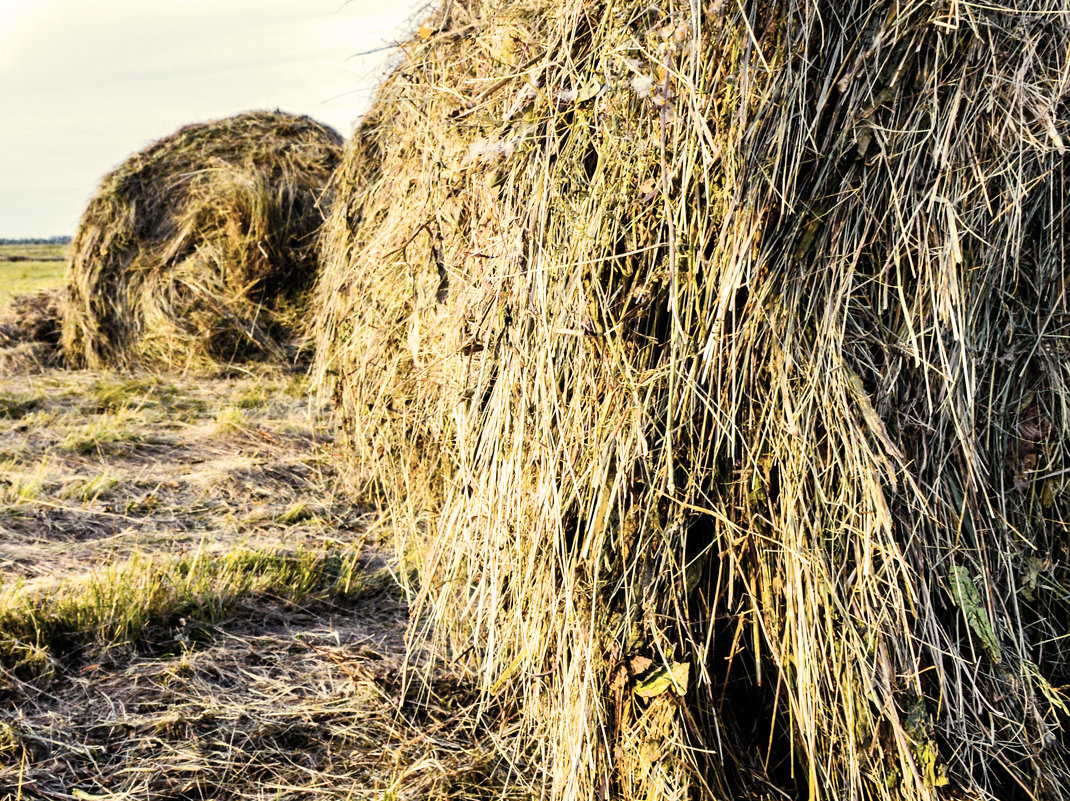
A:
1,616,528,801
0,368,360,582
62,111,343,372
0,546,527,801
314,1,1070,799
0,367,529,800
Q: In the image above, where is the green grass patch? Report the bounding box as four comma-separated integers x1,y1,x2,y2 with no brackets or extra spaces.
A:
0,458,49,505
231,381,272,409
84,375,173,413
0,260,66,304
275,501,323,525
0,545,390,679
57,472,121,503
0,243,67,305
60,409,144,455
213,404,246,433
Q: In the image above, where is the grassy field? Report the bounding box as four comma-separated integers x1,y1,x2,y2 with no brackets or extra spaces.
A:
0,275,526,798
0,243,67,305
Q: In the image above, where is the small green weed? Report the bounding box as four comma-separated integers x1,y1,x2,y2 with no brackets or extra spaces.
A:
0,458,50,504
58,472,121,503
85,375,172,413
276,501,321,525
61,410,142,455
214,404,246,433
231,382,271,409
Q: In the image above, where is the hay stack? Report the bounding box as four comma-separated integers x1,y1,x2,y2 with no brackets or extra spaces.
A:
0,288,64,374
315,2,1070,799
63,111,343,371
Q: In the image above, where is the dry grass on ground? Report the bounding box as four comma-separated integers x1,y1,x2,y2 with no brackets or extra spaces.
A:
0,370,357,580
0,367,529,800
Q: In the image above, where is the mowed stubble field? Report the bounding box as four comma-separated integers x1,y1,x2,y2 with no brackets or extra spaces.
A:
0,258,523,800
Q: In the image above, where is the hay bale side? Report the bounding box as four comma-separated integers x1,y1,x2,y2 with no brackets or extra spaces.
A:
315,2,1070,799
63,111,343,371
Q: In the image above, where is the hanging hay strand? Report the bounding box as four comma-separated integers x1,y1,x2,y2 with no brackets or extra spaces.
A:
315,1,1070,798
63,111,343,371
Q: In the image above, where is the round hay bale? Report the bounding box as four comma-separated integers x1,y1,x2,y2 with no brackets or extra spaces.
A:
63,111,343,371
315,2,1070,799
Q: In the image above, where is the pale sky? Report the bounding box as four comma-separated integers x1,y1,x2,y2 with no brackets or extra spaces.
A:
0,0,427,239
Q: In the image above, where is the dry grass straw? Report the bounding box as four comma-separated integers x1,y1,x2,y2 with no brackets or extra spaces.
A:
0,367,362,585
63,111,342,372
0,545,375,681
0,550,528,800
315,1,1070,798
0,364,532,799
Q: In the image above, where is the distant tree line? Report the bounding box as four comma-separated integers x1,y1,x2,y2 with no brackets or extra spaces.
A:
0,236,72,245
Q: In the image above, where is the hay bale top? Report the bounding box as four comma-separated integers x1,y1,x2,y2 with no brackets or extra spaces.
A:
63,110,343,372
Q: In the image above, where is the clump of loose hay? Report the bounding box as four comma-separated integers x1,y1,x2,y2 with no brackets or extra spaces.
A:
315,2,1070,799
63,111,343,371
0,288,64,373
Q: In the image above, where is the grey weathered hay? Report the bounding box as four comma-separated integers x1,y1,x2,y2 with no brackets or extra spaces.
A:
315,2,1070,799
63,111,343,371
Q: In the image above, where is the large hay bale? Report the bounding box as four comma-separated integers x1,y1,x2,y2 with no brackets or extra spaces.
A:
315,2,1070,799
63,111,343,371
